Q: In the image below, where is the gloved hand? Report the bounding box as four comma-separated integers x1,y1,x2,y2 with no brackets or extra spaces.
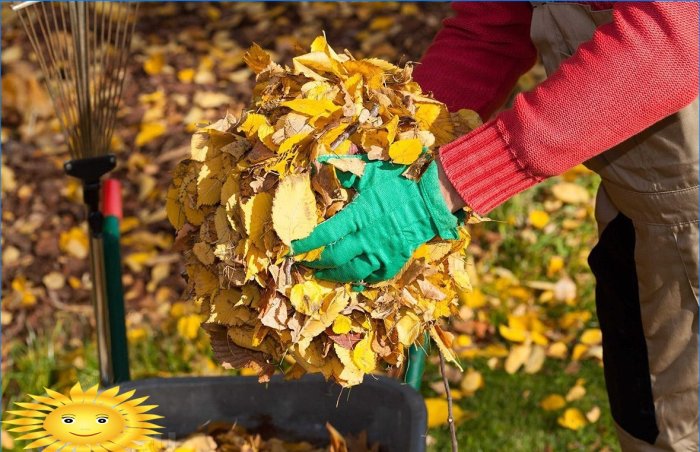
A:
290,154,460,284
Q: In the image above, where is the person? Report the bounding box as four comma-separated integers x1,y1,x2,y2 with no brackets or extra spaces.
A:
292,3,699,450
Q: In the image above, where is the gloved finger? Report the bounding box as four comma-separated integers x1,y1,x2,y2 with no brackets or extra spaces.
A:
301,230,366,269
364,249,413,284
315,254,381,283
290,201,362,254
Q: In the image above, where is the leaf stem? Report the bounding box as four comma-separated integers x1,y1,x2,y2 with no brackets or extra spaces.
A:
438,349,459,452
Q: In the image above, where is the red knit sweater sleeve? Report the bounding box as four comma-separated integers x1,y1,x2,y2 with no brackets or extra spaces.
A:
437,2,699,215
413,2,537,120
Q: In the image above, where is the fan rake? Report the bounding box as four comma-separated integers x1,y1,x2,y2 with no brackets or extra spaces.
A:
13,1,139,385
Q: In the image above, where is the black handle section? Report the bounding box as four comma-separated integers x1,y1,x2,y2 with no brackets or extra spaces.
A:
64,154,116,238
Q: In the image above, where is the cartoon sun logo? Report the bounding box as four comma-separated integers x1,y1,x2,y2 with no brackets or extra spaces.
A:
3,382,163,451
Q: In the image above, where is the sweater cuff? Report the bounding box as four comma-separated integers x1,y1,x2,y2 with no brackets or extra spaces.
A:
439,121,540,215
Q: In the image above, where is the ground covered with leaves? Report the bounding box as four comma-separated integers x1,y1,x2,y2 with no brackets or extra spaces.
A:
2,3,618,451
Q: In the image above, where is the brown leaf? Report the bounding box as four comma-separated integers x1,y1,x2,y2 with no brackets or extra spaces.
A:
202,323,275,382
258,288,289,330
326,422,348,452
327,330,363,350
401,151,433,181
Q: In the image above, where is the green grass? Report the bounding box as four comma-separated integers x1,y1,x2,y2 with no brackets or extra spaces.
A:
425,360,619,451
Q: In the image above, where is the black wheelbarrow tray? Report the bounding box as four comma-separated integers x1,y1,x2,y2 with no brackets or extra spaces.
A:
119,374,427,452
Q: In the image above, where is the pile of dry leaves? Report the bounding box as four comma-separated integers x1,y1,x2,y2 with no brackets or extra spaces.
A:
145,421,377,452
167,35,483,386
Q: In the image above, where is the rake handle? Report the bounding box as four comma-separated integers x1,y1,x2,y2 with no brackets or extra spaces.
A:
65,154,118,386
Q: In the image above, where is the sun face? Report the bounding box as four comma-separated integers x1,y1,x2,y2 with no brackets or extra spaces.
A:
3,382,163,451
43,403,126,445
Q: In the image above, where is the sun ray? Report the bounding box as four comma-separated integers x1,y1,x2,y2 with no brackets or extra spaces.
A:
43,442,62,452
15,430,50,440
26,435,58,449
7,425,43,433
44,388,71,405
6,410,48,418
3,418,43,426
122,396,149,407
29,395,64,407
132,405,158,414
15,402,55,411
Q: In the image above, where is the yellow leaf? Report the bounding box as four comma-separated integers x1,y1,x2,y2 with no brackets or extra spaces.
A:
460,288,486,308
240,192,273,249
586,406,601,423
188,264,218,298
332,315,352,334
540,394,566,411
143,52,164,75
279,131,311,154
558,408,587,430
385,115,399,143
524,345,546,374
11,276,36,307
572,344,588,361
178,68,196,83
499,324,527,343
455,334,472,348
547,255,565,278
565,384,586,402
127,327,147,344
136,122,166,147
369,16,394,31
177,314,201,340
193,242,215,265
166,187,185,230
529,210,550,229
220,173,240,210
324,157,365,177
290,242,323,262
504,343,531,374
343,60,384,89
197,177,222,207
425,398,466,428
59,226,89,259
430,325,461,370
552,182,590,205
414,103,442,129
272,173,317,246
351,335,376,373
388,138,422,165
290,280,323,316
547,342,568,359
580,328,602,345
460,369,483,395
396,311,421,346
281,98,340,117
243,43,272,74
451,109,483,136
559,311,592,330
428,106,456,146
58,226,88,259
238,113,270,139
333,344,364,387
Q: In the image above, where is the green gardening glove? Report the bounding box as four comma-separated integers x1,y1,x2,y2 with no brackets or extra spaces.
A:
290,154,460,284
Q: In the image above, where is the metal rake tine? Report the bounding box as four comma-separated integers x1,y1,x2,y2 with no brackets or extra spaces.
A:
12,1,40,12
